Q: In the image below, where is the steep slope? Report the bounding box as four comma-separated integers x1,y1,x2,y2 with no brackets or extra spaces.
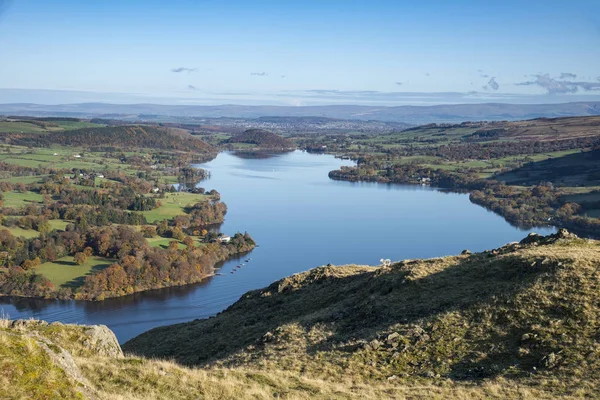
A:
125,230,600,397
226,129,295,149
4,230,600,399
1,320,436,399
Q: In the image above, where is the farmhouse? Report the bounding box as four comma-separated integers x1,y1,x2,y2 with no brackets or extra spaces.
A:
217,235,231,243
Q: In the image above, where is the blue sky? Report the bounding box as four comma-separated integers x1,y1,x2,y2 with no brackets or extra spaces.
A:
1,0,600,105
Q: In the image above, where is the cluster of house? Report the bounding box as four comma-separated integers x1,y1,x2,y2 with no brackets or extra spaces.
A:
69,172,105,180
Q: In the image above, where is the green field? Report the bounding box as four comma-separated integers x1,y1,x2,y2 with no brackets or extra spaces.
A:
0,119,104,133
53,120,105,130
0,145,184,186
36,255,114,288
0,220,70,238
48,219,70,231
0,175,48,184
0,121,48,133
1,226,40,239
146,236,207,249
1,191,43,208
141,192,209,223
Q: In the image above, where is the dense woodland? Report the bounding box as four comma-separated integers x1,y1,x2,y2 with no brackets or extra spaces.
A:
226,129,295,149
0,226,254,300
0,119,255,301
2,125,216,155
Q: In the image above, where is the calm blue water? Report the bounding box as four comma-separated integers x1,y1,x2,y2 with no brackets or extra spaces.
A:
0,151,554,342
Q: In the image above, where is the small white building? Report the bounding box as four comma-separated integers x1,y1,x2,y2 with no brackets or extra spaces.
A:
73,154,82,158
217,235,231,243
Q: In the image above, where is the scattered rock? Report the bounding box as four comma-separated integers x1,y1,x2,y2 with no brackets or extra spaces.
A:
369,339,382,350
82,325,123,358
521,230,578,246
520,233,544,245
386,332,401,344
461,249,472,255
541,352,559,369
261,331,275,343
9,319,48,331
555,228,577,240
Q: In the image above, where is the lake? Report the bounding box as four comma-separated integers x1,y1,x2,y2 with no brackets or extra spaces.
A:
0,150,554,342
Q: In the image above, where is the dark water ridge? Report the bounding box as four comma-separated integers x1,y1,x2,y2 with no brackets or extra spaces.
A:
0,151,554,343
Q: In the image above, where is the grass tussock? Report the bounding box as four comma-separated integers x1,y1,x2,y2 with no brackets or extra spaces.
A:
0,331,84,399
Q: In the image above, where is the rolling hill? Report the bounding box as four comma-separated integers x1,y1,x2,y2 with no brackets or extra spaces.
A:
2,101,600,124
226,129,295,149
9,125,216,153
4,230,600,398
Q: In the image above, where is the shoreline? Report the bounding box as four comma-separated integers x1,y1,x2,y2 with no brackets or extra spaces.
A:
0,244,255,302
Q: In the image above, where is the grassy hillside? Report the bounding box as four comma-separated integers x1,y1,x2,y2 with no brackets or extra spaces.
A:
3,125,216,154
126,230,600,397
0,118,104,133
44,125,216,153
496,149,600,186
5,230,600,399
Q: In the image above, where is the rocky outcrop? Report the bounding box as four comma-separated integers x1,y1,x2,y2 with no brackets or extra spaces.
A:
1,319,111,399
4,319,123,359
81,325,123,358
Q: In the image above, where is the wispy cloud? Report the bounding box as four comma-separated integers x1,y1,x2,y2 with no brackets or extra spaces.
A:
251,72,268,76
395,82,403,86
517,73,600,94
278,89,559,105
478,69,491,79
188,85,198,90
559,72,577,79
171,67,196,73
488,77,499,91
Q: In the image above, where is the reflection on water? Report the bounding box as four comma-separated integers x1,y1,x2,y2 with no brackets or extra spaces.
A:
0,151,555,343
231,150,293,159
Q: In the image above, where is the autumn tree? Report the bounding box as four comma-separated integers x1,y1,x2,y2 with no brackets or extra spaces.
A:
74,252,87,265
183,236,195,248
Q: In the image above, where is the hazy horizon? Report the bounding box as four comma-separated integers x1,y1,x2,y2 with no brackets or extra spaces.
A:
1,0,600,107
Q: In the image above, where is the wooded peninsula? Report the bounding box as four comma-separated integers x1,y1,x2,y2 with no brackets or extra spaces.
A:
0,119,255,300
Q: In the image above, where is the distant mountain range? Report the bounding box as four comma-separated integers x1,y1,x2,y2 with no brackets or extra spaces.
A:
1,101,599,124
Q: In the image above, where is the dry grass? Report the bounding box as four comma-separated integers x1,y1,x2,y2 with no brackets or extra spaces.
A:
4,231,600,399
0,330,85,399
75,354,570,400
126,231,600,397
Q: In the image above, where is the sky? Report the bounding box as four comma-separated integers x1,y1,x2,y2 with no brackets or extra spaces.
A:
1,0,600,106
